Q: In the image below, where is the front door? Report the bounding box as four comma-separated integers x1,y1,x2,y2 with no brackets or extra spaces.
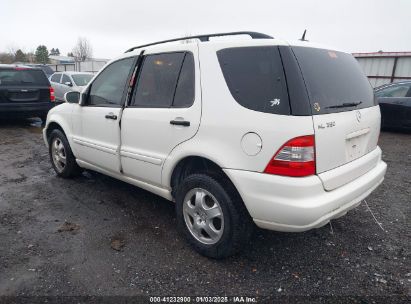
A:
120,45,201,186
72,57,135,173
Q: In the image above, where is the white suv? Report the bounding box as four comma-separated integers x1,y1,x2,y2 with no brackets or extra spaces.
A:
43,32,387,258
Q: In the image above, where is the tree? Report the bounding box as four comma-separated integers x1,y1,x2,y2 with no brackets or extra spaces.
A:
14,49,27,62
50,48,61,56
72,37,92,62
35,45,49,64
67,52,74,57
0,52,14,64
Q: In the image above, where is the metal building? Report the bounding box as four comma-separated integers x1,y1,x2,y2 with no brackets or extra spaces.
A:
353,51,411,88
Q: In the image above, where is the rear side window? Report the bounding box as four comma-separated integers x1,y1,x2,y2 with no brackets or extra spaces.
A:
0,69,49,86
132,53,185,107
173,53,195,107
51,73,61,83
292,47,374,114
217,46,290,115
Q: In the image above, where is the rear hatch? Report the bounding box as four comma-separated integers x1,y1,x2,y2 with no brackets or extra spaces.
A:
0,68,51,104
292,46,380,190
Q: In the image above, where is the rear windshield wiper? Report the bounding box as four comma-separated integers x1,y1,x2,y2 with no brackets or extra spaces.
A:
325,101,362,109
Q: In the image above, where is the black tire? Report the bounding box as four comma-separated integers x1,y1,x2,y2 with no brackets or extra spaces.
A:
48,129,82,178
175,173,253,259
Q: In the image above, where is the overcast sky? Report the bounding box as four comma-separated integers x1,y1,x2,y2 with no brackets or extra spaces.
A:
0,0,410,59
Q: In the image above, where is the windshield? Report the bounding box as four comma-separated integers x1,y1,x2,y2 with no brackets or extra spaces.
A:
0,69,49,86
71,74,93,86
292,46,374,114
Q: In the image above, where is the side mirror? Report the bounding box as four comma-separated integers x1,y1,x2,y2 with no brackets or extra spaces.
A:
65,81,73,87
64,91,80,104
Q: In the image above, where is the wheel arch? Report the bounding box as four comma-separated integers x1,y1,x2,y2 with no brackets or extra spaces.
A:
168,155,238,200
45,121,67,143
44,117,77,156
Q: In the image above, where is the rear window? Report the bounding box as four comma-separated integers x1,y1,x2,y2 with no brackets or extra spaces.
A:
292,47,374,114
217,46,290,115
0,69,49,86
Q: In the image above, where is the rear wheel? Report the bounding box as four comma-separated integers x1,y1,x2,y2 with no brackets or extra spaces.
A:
175,173,253,258
48,129,81,178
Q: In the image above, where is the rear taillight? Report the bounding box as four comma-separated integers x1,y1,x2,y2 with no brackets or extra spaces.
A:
49,86,55,102
264,135,316,177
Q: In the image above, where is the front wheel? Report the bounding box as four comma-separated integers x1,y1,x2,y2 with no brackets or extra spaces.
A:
175,174,253,258
48,129,81,178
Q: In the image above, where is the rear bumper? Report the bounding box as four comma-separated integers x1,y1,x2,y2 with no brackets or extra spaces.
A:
224,158,387,232
0,102,53,117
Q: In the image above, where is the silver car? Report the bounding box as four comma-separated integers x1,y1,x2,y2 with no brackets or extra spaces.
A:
49,71,94,102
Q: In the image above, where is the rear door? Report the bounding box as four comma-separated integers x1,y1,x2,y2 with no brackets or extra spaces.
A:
292,47,380,189
0,68,51,104
120,44,200,186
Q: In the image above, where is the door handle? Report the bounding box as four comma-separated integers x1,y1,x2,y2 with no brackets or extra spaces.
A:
170,120,190,127
105,113,118,120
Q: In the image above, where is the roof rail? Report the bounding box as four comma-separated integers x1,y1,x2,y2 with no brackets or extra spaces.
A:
125,31,273,53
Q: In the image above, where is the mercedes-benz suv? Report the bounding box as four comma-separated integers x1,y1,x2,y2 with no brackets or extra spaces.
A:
43,32,387,258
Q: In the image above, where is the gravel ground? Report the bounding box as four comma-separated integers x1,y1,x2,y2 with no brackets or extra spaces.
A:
0,118,409,303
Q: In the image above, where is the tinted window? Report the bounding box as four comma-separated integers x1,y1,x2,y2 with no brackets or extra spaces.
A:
133,53,185,107
62,74,71,84
376,83,411,98
51,73,61,83
217,46,290,115
72,74,93,86
292,47,374,114
88,57,134,106
173,53,195,107
0,69,49,86
40,66,54,76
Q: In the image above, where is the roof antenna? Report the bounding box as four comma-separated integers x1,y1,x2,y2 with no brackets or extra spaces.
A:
300,29,308,41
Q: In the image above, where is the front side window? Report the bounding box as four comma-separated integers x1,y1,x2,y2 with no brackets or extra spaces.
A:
88,57,134,106
217,46,290,115
376,84,411,98
132,53,186,107
62,74,71,85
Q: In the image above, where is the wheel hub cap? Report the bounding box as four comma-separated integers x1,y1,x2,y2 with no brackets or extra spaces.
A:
183,188,224,245
51,138,67,173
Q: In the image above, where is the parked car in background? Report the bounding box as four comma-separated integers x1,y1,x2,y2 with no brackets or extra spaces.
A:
0,64,55,121
43,32,387,258
49,72,94,103
375,81,411,130
26,64,55,78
